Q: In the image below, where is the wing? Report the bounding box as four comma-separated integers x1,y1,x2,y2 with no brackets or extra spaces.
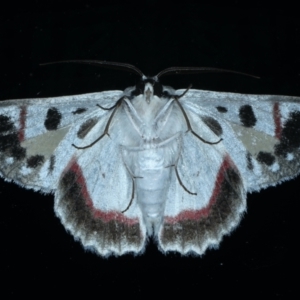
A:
158,88,300,255
0,91,146,256
157,103,246,255
178,89,300,192
0,91,124,191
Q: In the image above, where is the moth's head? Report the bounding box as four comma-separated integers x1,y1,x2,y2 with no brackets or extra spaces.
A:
132,76,163,103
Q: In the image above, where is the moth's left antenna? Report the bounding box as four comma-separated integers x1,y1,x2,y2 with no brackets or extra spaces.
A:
40,60,144,77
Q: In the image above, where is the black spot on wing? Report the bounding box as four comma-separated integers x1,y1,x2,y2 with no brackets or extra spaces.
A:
202,116,223,136
77,118,98,139
27,155,45,168
72,108,87,115
275,111,300,157
239,105,257,127
256,151,275,166
0,115,14,132
44,108,62,130
0,115,26,160
0,133,26,159
216,106,227,113
246,152,253,170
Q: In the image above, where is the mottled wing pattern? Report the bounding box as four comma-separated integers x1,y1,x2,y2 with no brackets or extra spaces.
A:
0,91,121,191
180,89,300,192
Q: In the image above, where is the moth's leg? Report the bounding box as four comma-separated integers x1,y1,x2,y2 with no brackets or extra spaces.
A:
165,162,197,196
174,164,197,195
175,88,222,145
121,175,135,213
166,136,197,196
97,102,118,110
121,163,143,213
72,98,124,149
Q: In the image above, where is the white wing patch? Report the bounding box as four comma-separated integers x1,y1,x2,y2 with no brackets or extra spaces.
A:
1,66,300,257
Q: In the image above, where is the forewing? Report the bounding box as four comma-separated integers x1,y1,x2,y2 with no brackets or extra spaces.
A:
0,91,122,192
179,89,300,192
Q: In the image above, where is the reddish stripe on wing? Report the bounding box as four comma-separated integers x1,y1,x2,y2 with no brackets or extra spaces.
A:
273,102,282,139
68,158,139,225
165,155,233,223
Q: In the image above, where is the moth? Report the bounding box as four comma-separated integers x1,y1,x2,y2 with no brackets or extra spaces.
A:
1,60,299,256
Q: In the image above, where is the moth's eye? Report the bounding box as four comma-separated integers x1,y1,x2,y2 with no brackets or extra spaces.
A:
132,87,142,97
162,90,171,98
153,84,163,97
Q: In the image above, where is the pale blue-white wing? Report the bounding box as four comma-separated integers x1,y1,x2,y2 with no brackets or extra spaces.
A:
178,89,300,192
157,102,246,255
54,106,147,256
0,91,121,192
158,88,300,255
0,91,147,256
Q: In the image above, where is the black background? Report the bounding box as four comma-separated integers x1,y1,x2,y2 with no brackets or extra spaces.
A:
1,1,298,297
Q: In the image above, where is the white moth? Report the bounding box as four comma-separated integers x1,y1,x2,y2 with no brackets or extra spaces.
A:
1,60,299,256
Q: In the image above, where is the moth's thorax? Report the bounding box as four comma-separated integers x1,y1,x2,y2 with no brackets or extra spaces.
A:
144,82,153,104
133,83,168,122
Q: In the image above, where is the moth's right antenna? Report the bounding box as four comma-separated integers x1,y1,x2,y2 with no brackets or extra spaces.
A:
156,67,259,79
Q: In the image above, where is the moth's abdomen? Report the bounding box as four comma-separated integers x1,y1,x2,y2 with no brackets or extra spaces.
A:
136,166,171,235
125,146,175,235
